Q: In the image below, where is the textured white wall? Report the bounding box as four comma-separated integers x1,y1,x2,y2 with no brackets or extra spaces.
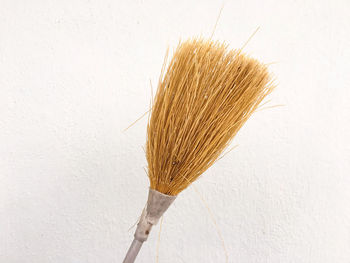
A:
1,0,350,262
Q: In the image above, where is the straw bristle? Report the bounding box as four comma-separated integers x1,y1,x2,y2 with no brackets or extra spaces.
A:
146,38,274,195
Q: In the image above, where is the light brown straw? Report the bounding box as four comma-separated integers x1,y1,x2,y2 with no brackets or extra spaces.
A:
146,38,274,196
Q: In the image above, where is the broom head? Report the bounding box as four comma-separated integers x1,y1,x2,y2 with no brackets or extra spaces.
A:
146,38,274,196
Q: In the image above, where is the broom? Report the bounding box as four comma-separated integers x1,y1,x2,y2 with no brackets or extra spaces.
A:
123,38,274,263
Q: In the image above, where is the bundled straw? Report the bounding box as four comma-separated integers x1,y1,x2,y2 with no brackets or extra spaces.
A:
123,38,274,263
147,38,273,195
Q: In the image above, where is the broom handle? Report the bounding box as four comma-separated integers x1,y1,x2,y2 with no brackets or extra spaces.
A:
123,238,143,263
123,189,176,262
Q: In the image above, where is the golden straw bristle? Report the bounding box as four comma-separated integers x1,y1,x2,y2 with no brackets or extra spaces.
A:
146,38,274,195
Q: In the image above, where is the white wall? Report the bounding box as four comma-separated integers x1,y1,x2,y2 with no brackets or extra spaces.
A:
1,0,349,262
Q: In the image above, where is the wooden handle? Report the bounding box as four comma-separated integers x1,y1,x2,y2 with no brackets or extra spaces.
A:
123,239,143,263
123,189,177,262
